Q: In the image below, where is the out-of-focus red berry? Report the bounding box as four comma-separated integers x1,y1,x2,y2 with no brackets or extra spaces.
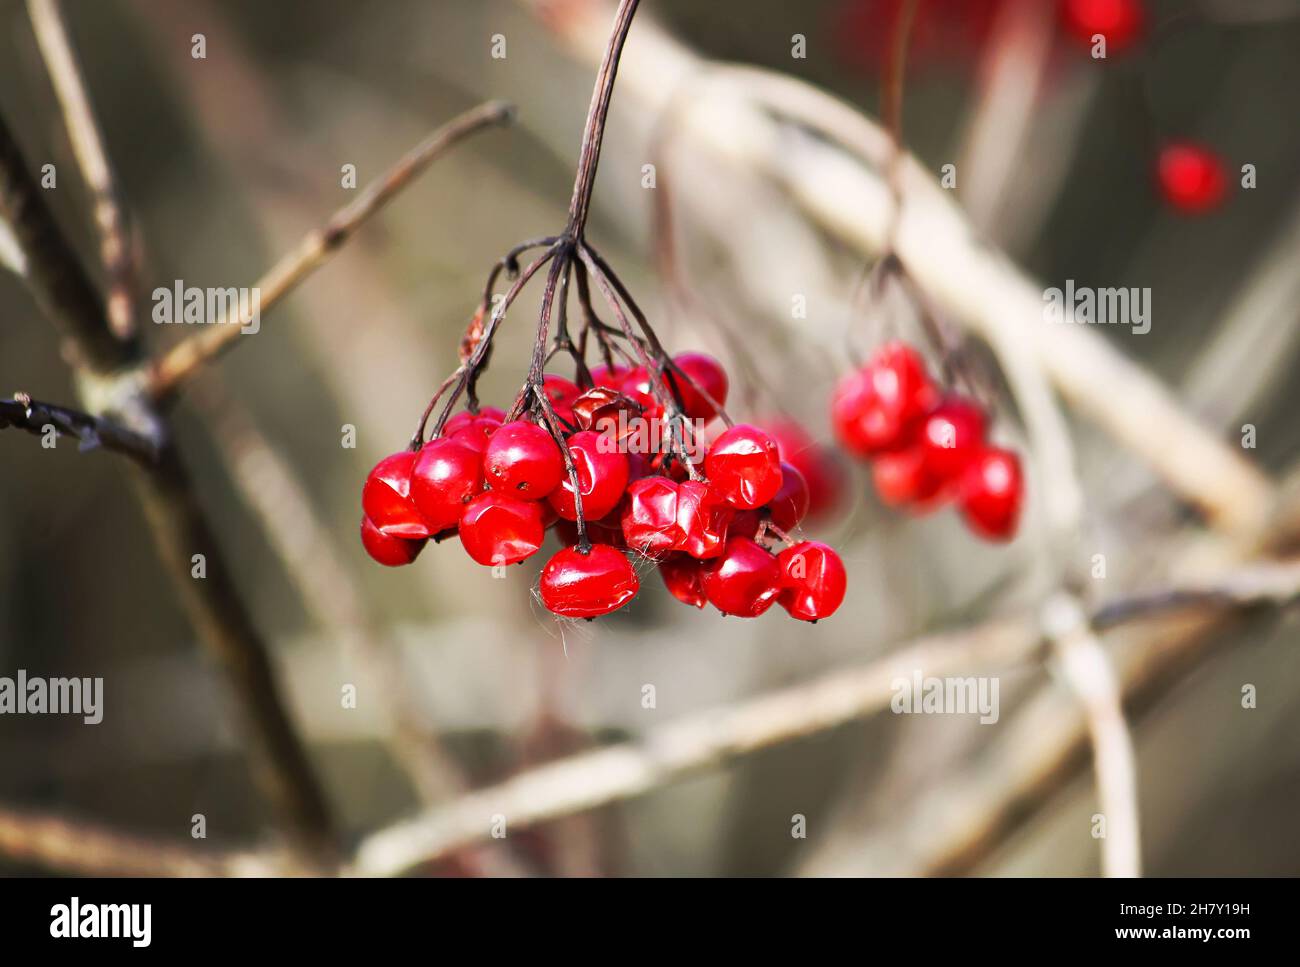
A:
1156,142,1228,214
1060,0,1144,54
831,342,937,457
959,446,1024,541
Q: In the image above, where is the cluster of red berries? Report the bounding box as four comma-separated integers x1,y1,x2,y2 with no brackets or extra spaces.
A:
831,342,1023,541
361,352,846,622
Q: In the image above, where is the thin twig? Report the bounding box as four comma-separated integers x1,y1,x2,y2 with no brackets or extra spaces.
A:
0,805,282,877
1043,593,1141,877
146,100,514,401
27,0,137,339
1,393,159,463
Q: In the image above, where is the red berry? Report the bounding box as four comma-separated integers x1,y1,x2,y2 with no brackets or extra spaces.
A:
448,415,502,454
483,420,564,499
658,553,707,609
362,450,429,538
360,515,425,567
668,352,728,422
702,537,783,617
917,396,987,481
621,475,684,558
589,363,629,389
410,438,485,532
872,444,948,510
617,367,665,420
959,446,1024,541
443,406,505,436
457,491,545,566
675,480,735,559
1156,142,1227,214
705,424,783,510
1061,0,1143,53
539,544,639,618
777,541,846,621
547,430,631,521
768,462,810,531
763,419,845,521
543,374,581,425
831,342,937,457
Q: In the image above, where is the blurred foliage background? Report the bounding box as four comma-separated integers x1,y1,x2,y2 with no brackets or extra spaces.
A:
1,0,1298,876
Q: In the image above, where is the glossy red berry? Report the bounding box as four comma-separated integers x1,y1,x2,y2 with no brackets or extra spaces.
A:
917,396,987,481
360,515,425,567
457,491,545,566
674,480,735,559
658,553,707,609
764,419,845,521
1061,0,1143,53
362,450,429,538
483,420,564,499
777,541,847,622
543,374,581,425
831,342,937,457
1156,142,1227,214
539,544,640,618
768,461,810,531
447,414,502,454
959,446,1024,541
621,476,684,558
872,444,948,510
668,352,729,422
443,406,505,436
588,363,629,389
547,430,631,521
617,367,665,420
410,438,485,532
704,424,783,510
702,537,783,617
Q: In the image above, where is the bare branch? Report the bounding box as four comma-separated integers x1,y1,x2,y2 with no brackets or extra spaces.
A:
0,805,280,877
146,100,514,401
27,0,137,339
0,111,129,372
1044,593,1141,877
0,393,159,463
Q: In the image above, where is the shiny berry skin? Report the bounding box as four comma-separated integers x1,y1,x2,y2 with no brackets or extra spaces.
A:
705,424,783,510
831,342,937,457
764,420,845,521
917,396,987,481
483,420,564,499
621,476,683,557
658,553,707,609
667,352,729,422
675,480,735,559
360,515,425,567
547,430,631,522
777,541,847,622
539,545,640,618
872,444,948,511
1061,0,1143,53
410,438,485,532
1157,142,1227,214
588,363,629,389
543,375,581,425
443,407,505,436
362,450,429,538
447,415,502,454
768,462,810,531
702,537,783,617
457,491,545,566
959,446,1024,541
617,367,665,419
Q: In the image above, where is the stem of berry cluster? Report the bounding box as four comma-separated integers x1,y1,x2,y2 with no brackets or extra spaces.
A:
415,0,734,550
